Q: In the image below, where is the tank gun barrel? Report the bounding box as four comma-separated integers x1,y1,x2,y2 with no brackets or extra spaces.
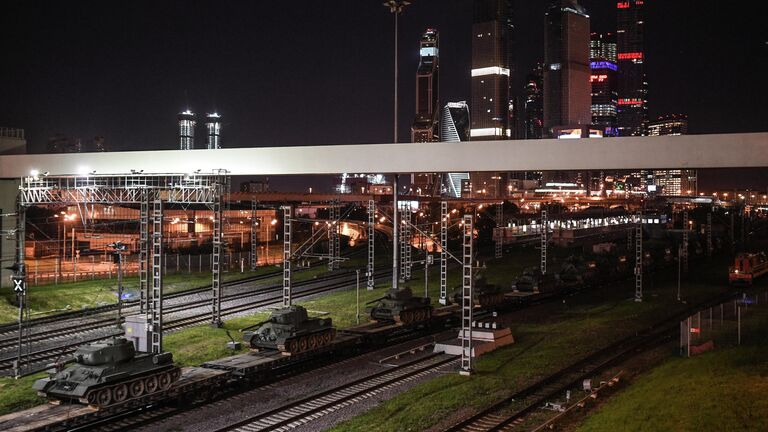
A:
239,319,270,332
365,296,386,305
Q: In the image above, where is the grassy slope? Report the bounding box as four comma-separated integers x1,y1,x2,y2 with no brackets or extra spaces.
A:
0,254,371,325
577,304,768,432
329,265,730,431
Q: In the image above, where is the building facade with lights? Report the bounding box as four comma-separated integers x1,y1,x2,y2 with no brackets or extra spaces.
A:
648,115,695,195
470,0,513,140
440,101,471,198
178,110,196,150
205,113,222,150
616,0,647,137
543,0,592,137
411,29,440,196
590,33,618,137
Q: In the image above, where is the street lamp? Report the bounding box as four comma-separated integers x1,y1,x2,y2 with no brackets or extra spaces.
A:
382,0,410,144
383,0,410,291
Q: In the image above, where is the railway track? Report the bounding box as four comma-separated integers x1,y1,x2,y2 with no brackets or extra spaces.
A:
212,353,458,432
445,292,738,431
0,270,286,336
0,267,391,375
0,261,378,353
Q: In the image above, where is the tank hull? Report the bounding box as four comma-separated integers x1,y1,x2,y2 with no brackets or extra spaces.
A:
33,351,180,408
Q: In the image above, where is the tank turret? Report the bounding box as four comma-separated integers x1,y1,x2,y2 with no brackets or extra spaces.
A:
32,337,180,408
366,287,432,324
242,305,335,354
450,272,506,308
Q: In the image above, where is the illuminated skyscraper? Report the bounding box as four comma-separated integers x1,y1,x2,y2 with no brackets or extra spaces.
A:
205,113,222,149
470,0,513,140
440,102,470,198
178,109,196,150
590,33,618,137
410,29,440,195
616,0,647,136
411,29,440,143
649,115,694,195
521,64,544,139
543,0,591,137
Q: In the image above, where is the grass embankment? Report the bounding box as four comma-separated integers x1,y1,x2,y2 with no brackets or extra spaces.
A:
0,374,46,417
577,298,768,432
329,264,732,431
0,252,372,325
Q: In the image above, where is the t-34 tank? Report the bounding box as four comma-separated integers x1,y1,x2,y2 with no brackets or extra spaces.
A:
366,287,432,324
451,273,506,308
242,305,335,354
515,267,556,293
32,337,180,408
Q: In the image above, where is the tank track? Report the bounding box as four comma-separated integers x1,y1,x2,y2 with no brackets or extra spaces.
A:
278,328,337,355
394,306,432,325
80,367,181,408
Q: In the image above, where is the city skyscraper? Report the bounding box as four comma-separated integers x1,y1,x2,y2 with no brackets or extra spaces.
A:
205,113,222,149
411,29,440,143
440,101,470,198
178,109,196,150
470,0,513,198
616,0,648,137
520,63,544,139
543,0,591,137
410,29,440,195
470,0,513,140
590,33,618,137
648,115,694,195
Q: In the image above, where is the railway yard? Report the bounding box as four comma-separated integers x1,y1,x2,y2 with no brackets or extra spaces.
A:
0,198,766,432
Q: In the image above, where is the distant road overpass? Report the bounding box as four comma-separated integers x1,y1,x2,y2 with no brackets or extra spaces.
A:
0,133,766,178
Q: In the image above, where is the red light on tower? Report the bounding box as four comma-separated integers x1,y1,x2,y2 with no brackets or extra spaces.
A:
617,1,630,8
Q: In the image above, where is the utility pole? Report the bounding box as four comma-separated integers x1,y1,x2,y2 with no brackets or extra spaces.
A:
383,0,409,291
110,242,127,329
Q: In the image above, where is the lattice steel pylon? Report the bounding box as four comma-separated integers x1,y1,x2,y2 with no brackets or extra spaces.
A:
682,211,689,273
707,211,713,258
250,199,258,271
282,206,292,306
460,214,474,376
150,199,164,353
495,203,503,259
367,200,375,290
139,191,150,314
399,203,408,282
211,180,223,327
333,200,341,269
404,206,412,280
440,201,448,305
634,211,643,303
328,201,340,271
540,209,548,275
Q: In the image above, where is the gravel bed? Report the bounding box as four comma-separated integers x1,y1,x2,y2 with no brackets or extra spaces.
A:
135,334,456,432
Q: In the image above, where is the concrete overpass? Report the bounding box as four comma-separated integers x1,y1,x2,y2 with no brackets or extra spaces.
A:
0,132,766,286
0,133,766,178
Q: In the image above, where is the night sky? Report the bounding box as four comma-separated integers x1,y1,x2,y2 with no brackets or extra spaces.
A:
0,1,766,190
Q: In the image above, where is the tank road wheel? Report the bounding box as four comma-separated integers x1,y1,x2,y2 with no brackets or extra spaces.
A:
159,372,172,390
145,375,159,394
400,310,411,325
112,384,128,404
86,391,98,405
287,339,298,354
308,334,318,350
96,388,112,407
323,330,333,345
171,368,181,382
129,379,145,398
298,336,308,353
